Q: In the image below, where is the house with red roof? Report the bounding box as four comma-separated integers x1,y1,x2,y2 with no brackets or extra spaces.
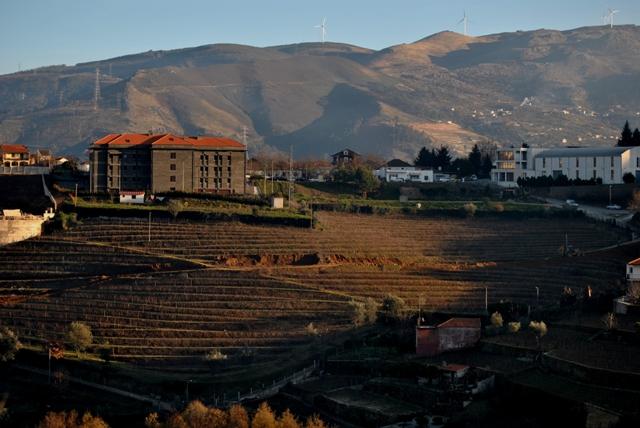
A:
89,133,246,194
416,317,481,357
1,144,30,167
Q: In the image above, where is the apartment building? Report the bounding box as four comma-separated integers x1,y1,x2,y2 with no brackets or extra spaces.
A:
89,133,246,194
492,145,640,187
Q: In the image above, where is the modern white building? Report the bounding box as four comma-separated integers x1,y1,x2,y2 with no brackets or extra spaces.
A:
119,190,145,204
375,159,434,183
492,145,640,187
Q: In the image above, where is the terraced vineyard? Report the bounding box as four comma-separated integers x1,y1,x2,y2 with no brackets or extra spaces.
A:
56,213,628,263
0,211,635,374
1,270,353,365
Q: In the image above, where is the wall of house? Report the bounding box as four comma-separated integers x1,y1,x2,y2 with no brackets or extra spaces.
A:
0,217,45,245
438,326,481,353
416,327,439,357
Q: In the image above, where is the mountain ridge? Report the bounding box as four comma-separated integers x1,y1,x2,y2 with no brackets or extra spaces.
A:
1,25,639,160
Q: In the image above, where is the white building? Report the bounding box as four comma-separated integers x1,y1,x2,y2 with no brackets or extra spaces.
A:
375,159,434,183
626,258,640,282
492,145,640,187
119,191,145,204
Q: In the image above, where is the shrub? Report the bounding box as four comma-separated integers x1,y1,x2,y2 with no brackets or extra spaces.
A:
305,322,319,336
381,294,406,322
350,298,378,326
205,348,227,361
529,320,548,342
67,322,92,356
507,321,521,333
462,202,477,217
490,311,503,328
623,172,636,184
277,409,300,428
488,201,504,213
0,326,21,362
252,402,277,428
166,199,184,219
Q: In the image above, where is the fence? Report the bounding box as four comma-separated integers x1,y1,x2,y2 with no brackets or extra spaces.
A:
0,166,51,175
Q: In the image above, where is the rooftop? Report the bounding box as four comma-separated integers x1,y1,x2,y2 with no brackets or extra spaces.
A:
0,144,29,154
535,147,632,158
92,133,245,149
385,158,413,168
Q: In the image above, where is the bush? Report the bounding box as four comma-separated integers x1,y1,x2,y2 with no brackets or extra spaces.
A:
381,294,407,323
462,202,477,217
350,298,378,326
204,348,227,361
305,322,319,336
623,172,636,184
507,322,521,333
529,320,548,338
490,311,503,328
67,322,92,356
0,326,21,362
166,199,184,219
38,410,108,428
487,201,504,213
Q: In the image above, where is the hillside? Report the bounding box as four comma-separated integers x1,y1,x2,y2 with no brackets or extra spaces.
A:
1,25,639,159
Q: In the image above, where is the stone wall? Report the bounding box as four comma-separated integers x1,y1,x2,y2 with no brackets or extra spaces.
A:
0,217,45,245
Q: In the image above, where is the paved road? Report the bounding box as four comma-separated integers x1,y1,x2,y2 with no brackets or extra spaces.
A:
544,198,634,225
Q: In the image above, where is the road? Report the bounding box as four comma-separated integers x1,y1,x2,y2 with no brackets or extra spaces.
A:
544,198,634,225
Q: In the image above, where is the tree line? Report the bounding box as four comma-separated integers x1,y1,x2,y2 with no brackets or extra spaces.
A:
414,143,495,178
617,121,640,147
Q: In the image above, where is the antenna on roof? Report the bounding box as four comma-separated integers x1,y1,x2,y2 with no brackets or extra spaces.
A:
314,18,327,43
94,67,101,111
457,11,470,36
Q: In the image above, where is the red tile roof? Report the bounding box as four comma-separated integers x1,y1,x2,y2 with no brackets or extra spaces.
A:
92,133,245,149
0,144,29,154
628,258,640,266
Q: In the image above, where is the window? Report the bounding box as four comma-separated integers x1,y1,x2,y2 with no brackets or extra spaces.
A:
611,156,614,167
611,170,614,181
576,158,579,168
170,152,176,159
593,170,597,179
637,158,640,168
170,164,176,171
170,187,176,191
170,176,176,182
593,157,597,167
576,170,579,179
131,195,137,200
559,159,563,168
542,158,546,168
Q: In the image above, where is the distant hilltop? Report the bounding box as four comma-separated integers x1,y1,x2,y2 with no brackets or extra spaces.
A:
0,25,639,159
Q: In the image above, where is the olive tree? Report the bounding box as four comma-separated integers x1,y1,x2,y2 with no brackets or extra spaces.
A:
0,326,21,362
67,322,92,356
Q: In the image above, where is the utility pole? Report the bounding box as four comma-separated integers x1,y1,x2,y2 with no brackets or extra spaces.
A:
609,184,612,206
271,160,274,194
288,145,293,207
484,287,488,314
93,67,100,111
74,183,78,207
182,161,185,192
535,286,540,308
148,212,151,243
263,162,267,196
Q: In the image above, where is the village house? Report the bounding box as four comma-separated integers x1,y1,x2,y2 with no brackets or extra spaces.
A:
331,148,360,167
0,144,30,167
89,133,247,194
375,159,434,183
416,318,482,357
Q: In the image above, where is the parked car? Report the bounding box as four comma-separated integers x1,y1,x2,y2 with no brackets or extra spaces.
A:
565,199,579,207
606,204,622,210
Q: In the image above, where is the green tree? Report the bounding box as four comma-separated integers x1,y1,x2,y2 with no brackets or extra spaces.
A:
468,144,482,175
0,326,21,362
633,128,640,146
354,166,379,198
618,121,634,146
381,294,406,322
67,322,92,357
415,147,436,168
435,146,452,170
480,154,493,178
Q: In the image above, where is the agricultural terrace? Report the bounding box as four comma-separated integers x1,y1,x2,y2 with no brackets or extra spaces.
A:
0,211,634,376
55,212,627,264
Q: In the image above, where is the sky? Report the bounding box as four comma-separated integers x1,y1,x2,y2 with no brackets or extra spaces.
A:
0,0,638,75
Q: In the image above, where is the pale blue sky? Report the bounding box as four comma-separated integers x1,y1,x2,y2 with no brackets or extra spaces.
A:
0,0,638,75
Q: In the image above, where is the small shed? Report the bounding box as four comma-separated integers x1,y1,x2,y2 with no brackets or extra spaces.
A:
270,196,284,209
416,317,481,357
119,191,145,204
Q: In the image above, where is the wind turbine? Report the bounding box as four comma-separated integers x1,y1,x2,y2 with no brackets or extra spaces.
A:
458,11,470,36
314,17,327,43
606,8,619,28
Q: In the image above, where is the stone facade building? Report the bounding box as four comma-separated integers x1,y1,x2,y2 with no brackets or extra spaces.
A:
416,318,481,357
89,133,246,194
